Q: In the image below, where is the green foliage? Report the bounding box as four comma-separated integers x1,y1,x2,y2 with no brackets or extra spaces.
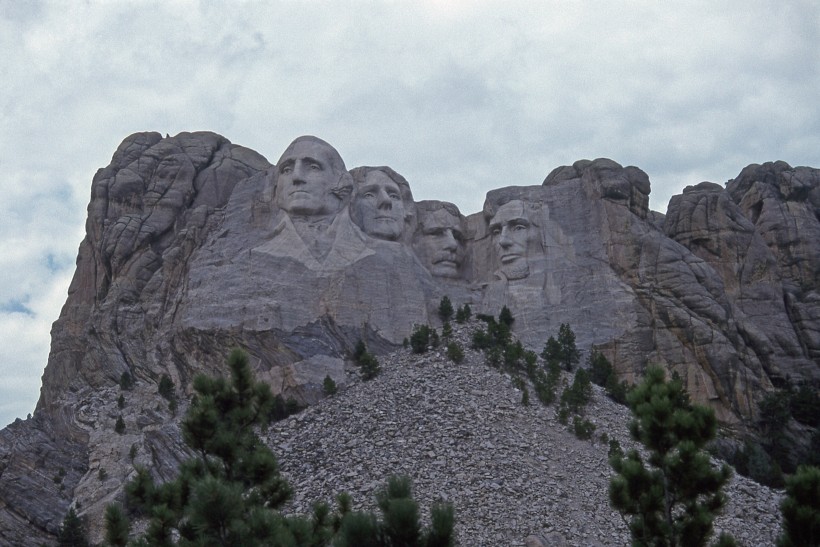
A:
438,296,454,322
728,439,785,488
498,305,514,328
353,339,368,362
789,383,820,427
158,374,175,401
608,438,623,459
759,389,795,473
323,375,338,396
471,314,511,351
57,507,89,547
104,504,130,547
778,465,820,547
609,365,732,547
119,371,134,391
112,349,304,546
573,417,596,440
114,415,125,435
354,340,382,380
445,341,464,364
588,349,613,386
454,303,471,324
335,476,455,547
441,321,453,339
557,323,580,371
268,394,304,421
560,368,593,415
117,393,125,409
540,336,560,364
410,324,434,354
358,352,382,381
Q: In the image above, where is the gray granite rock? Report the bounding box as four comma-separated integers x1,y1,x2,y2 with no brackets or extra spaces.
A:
0,135,816,544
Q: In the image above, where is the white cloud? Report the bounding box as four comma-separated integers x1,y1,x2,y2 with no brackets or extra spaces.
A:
0,0,818,426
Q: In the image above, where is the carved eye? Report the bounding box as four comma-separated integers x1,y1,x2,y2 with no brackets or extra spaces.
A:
490,226,501,236
389,192,401,200
513,223,528,231
281,165,293,174
309,162,321,171
364,192,375,199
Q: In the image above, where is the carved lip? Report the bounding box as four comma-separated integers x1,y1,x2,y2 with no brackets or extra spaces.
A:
500,253,522,264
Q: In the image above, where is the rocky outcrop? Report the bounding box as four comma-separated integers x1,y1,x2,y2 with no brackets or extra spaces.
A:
0,135,816,543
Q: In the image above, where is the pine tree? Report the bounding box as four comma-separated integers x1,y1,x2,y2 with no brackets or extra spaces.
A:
778,465,820,547
110,349,310,545
57,507,89,547
438,296,454,322
335,476,455,547
556,323,580,371
609,365,733,547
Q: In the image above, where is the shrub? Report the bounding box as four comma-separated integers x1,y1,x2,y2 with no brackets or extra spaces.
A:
119,371,134,391
358,352,381,381
117,394,125,409
455,304,471,323
323,375,338,396
778,465,820,547
114,415,125,435
158,374,175,401
446,341,464,364
573,417,595,440
410,324,434,354
438,296,454,322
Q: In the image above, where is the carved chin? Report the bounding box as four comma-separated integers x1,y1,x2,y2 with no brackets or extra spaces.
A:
501,262,529,280
431,261,460,278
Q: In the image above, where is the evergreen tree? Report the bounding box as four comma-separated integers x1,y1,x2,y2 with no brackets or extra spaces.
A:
335,476,455,547
104,504,130,547
110,349,310,545
778,465,820,547
609,365,732,547
556,323,580,371
498,305,514,328
454,304,471,324
438,296,454,323
323,374,338,395
57,507,89,547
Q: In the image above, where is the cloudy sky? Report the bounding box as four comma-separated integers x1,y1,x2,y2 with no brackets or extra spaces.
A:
1,0,818,427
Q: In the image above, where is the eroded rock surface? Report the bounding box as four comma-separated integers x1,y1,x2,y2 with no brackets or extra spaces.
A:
0,136,816,543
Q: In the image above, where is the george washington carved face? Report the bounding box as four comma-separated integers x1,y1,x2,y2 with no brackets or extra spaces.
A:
274,137,350,217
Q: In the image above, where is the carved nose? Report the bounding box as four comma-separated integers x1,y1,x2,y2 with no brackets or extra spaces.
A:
291,162,307,184
498,228,512,247
442,230,458,250
377,190,392,209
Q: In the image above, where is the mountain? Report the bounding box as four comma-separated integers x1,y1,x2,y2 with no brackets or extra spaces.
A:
0,132,816,544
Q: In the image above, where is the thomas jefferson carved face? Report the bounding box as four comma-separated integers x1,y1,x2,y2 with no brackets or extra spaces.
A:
414,207,465,278
489,200,536,280
353,170,407,241
275,138,346,217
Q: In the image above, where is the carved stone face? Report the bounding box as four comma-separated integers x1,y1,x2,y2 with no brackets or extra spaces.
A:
489,200,535,280
414,208,465,278
353,170,407,240
275,139,343,216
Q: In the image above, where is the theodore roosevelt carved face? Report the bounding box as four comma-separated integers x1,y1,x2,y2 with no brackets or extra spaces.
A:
413,202,465,278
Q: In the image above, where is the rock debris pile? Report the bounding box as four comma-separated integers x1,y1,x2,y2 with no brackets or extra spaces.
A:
267,321,784,546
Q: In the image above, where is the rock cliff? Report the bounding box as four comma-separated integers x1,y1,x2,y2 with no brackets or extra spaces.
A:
0,133,816,544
